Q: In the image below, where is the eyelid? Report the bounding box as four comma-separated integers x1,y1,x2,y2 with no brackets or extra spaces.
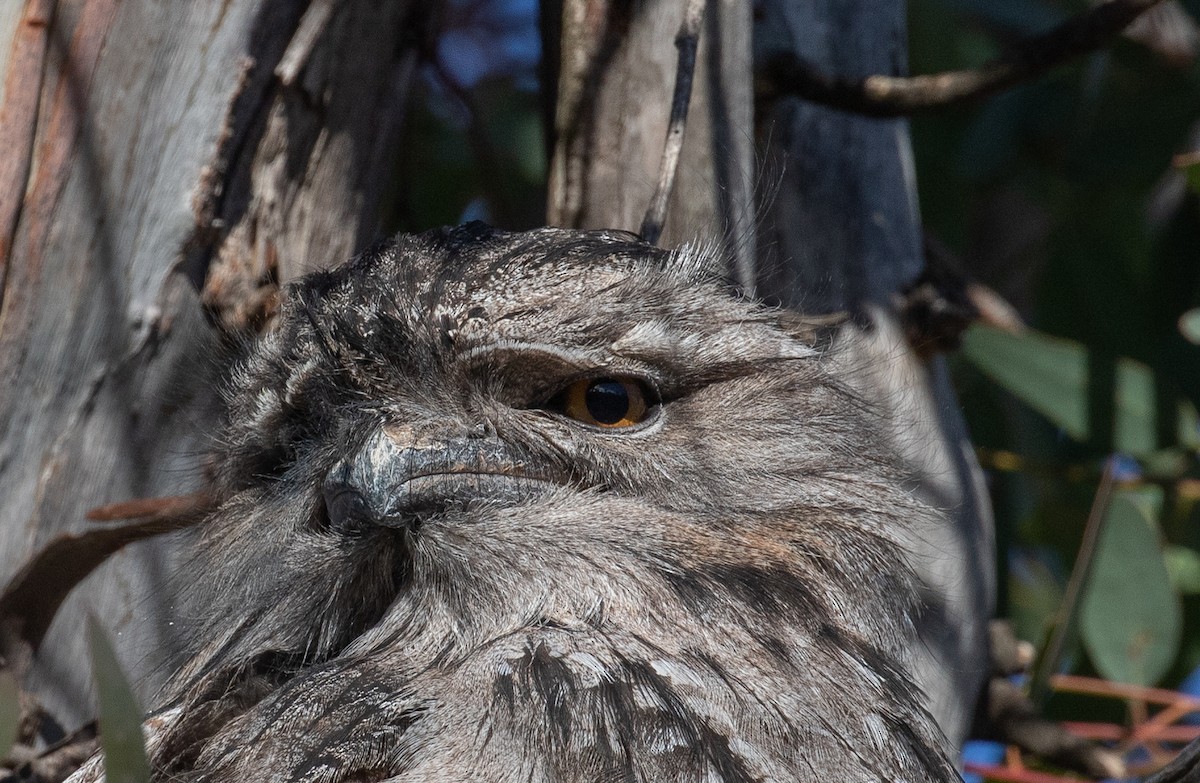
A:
535,369,663,408
457,340,673,406
458,341,597,371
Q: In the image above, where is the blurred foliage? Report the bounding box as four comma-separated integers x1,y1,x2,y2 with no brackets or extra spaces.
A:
88,617,150,783
384,0,545,234
0,670,17,762
963,325,1200,455
910,0,1200,700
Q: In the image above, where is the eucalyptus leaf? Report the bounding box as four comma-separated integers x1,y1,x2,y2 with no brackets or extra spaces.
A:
1165,545,1200,596
1183,162,1200,196
0,669,18,762
1180,308,1200,345
961,324,1200,455
87,616,151,783
1080,491,1182,686
1008,546,1066,651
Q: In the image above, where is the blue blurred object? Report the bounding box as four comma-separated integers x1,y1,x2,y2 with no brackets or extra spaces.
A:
1108,453,1143,483
961,740,1006,783
1180,664,1200,725
458,197,492,225
438,0,540,89
1123,743,1152,780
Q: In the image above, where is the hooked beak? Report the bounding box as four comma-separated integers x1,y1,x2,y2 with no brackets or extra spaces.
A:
322,427,556,533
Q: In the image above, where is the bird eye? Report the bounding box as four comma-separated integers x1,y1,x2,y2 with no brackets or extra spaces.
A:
554,377,653,428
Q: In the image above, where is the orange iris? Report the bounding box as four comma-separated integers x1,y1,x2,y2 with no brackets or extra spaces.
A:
560,377,650,428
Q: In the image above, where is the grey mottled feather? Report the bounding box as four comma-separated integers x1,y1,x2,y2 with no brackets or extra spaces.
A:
73,224,961,782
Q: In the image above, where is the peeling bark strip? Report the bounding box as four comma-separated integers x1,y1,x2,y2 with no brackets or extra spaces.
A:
547,0,755,254
275,0,337,87
0,0,118,325
546,0,621,231
0,493,210,662
193,0,421,334
0,0,54,304
639,0,705,245
0,1,422,729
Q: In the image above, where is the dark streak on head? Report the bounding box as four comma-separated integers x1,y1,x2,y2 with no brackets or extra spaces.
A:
520,643,578,746
492,670,516,714
754,634,791,664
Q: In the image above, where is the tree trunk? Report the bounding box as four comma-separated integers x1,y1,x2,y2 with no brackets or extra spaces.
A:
547,0,996,749
546,0,756,285
0,0,417,727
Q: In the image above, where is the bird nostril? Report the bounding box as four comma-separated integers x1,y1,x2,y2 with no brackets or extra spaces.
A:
468,422,487,438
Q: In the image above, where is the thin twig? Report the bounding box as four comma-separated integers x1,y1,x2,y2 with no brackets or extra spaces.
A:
758,0,1167,117
1029,458,1118,708
639,0,706,245
987,677,1127,778
1131,699,1200,745
276,0,337,86
1052,673,1200,708
1064,722,1200,743
963,761,1083,783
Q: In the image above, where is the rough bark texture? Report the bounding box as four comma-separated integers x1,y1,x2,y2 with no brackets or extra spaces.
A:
0,0,417,727
548,0,996,750
547,0,757,286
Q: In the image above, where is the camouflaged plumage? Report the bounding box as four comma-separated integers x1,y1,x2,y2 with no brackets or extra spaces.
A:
71,224,960,782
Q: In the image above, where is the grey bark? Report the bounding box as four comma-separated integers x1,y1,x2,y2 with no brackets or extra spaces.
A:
548,0,996,749
0,0,416,727
547,0,757,284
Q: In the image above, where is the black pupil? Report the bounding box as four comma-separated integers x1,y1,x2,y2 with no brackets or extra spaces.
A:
586,379,631,424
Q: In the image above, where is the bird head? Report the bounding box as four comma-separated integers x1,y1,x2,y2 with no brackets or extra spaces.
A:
150,224,955,782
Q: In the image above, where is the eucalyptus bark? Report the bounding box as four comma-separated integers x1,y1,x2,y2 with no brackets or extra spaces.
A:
547,0,996,749
546,0,757,287
0,0,417,727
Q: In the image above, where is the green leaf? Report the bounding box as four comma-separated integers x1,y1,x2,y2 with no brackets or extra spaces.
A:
0,669,18,761
1180,308,1200,345
1165,545,1200,595
961,324,1200,455
1008,547,1066,650
87,616,151,783
1183,161,1200,196
1080,491,1182,685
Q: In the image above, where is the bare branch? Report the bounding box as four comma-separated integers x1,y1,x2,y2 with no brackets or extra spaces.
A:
1028,458,1117,708
0,493,211,663
276,0,337,86
639,0,706,245
758,0,1167,117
